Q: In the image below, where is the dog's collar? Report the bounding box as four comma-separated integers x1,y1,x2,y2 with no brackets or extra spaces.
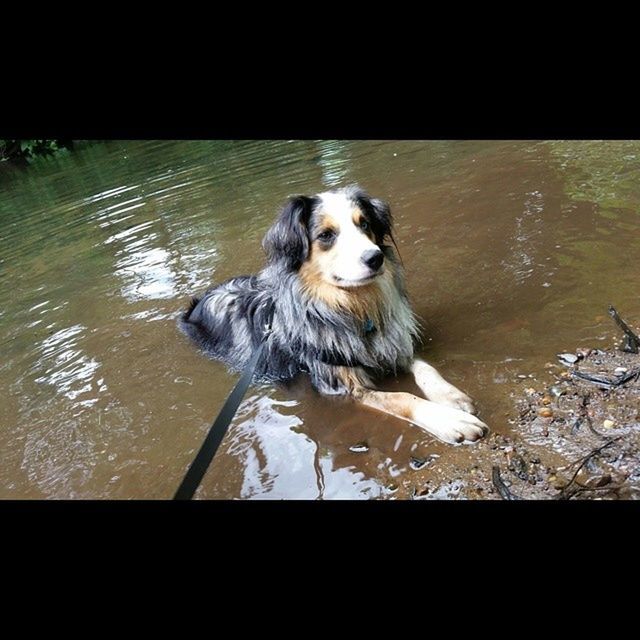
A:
363,317,376,335
315,318,376,368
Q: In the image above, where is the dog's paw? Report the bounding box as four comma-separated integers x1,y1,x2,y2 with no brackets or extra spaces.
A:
411,360,477,414
412,400,488,444
425,385,476,415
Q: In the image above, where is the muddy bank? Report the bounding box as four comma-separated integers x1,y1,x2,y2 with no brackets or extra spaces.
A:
401,342,640,500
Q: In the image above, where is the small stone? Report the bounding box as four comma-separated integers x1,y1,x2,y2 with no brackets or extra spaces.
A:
349,442,369,453
603,419,615,429
576,348,592,358
538,408,553,418
586,475,611,488
386,483,399,493
541,395,552,405
409,456,428,470
558,353,579,365
614,367,628,374
549,385,566,398
547,473,565,489
525,387,536,395
517,374,528,379
560,371,571,379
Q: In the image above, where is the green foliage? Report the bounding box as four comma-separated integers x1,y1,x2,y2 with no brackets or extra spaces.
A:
0,140,73,163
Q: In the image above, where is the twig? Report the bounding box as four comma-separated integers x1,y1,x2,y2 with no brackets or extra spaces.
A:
492,466,522,501
609,305,640,353
570,393,607,439
585,415,608,439
556,437,622,500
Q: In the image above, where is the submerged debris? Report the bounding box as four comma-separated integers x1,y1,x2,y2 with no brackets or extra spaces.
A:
572,365,640,389
409,455,437,470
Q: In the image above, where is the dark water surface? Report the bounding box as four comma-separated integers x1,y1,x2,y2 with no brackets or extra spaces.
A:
2,140,639,499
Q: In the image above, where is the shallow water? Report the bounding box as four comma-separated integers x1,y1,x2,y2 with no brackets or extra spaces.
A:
1,140,639,499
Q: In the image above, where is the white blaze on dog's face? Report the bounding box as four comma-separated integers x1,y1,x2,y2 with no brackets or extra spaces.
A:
310,191,385,288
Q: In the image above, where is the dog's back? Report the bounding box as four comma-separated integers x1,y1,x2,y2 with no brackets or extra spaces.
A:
180,274,300,381
181,275,263,365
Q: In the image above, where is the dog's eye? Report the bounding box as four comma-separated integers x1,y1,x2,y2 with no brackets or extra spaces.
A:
360,220,369,231
317,230,335,242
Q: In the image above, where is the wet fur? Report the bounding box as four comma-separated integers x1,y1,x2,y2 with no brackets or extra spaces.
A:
180,185,420,395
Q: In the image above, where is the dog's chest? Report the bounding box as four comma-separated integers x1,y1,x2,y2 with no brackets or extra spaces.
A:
359,299,416,368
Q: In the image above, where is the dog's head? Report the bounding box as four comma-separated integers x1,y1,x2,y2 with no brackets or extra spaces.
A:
263,185,393,288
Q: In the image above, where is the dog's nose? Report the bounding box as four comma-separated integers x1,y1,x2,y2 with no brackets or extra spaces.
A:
362,248,384,272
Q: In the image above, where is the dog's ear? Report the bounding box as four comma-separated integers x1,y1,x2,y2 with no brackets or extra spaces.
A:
263,195,315,270
355,191,393,245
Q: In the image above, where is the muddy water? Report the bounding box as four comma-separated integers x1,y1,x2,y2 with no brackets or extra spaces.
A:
2,140,640,499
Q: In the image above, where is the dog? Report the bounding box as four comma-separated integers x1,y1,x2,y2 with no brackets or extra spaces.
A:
180,185,488,444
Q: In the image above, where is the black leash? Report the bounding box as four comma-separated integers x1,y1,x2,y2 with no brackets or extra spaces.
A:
174,326,271,500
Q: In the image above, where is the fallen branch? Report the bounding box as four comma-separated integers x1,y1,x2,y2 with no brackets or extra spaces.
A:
556,437,622,500
609,305,640,353
572,367,640,389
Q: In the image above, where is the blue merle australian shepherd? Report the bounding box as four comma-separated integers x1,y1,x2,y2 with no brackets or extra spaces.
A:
180,186,488,444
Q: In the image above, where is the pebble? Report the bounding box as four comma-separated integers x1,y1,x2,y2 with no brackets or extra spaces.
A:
615,367,628,374
525,387,536,395
386,483,399,493
409,456,430,470
549,385,566,398
558,353,579,365
586,475,611,488
349,442,369,453
517,374,528,379
547,474,565,490
541,395,552,405
603,419,615,429
538,408,553,418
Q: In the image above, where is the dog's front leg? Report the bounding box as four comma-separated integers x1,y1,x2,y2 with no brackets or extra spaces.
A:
410,358,476,415
352,386,487,444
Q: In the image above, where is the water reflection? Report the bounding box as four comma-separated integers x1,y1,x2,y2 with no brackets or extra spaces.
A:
223,392,384,499
31,324,101,403
315,140,353,188
115,246,178,301
501,189,547,284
